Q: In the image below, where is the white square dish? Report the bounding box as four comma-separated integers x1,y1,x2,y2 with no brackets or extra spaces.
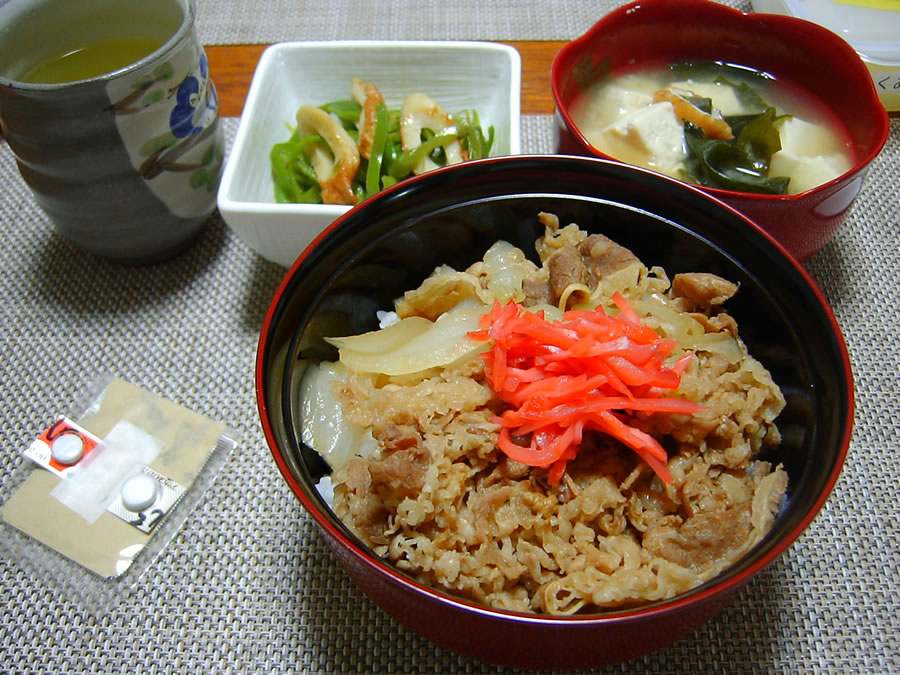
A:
217,40,522,267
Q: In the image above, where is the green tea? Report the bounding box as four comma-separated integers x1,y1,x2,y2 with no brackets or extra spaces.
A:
1,0,183,85
20,36,168,84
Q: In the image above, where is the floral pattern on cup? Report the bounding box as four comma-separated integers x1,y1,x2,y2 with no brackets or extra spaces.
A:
170,53,213,136
107,42,224,219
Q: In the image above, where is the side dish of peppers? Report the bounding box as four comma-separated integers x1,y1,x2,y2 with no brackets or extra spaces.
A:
270,80,494,205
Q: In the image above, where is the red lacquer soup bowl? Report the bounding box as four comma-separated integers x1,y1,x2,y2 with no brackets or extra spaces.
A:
552,0,890,261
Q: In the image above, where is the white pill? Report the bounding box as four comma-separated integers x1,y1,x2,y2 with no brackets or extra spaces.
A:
51,434,84,466
120,473,159,512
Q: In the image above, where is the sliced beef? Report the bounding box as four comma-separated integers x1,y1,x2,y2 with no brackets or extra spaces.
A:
671,272,739,308
546,235,641,306
642,503,751,571
579,234,640,280
548,245,592,301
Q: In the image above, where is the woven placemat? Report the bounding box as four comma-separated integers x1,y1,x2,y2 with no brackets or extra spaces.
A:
194,0,753,44
0,108,898,672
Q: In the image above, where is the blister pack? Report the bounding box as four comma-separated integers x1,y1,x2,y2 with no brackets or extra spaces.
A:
0,374,238,612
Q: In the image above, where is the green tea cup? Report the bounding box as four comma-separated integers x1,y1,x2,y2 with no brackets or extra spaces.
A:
0,0,224,263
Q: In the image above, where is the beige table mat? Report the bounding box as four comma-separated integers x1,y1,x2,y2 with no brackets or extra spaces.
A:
194,0,753,44
0,111,897,673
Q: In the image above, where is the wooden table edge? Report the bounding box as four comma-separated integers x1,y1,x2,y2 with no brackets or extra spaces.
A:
206,40,564,118
207,40,899,120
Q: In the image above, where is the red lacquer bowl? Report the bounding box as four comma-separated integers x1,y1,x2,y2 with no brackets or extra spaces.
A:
256,155,853,670
551,0,890,261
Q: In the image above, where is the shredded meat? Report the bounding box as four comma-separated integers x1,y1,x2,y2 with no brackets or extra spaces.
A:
672,272,739,308
546,234,640,306
472,485,514,525
548,245,592,301
374,418,419,453
692,311,739,336
326,215,787,615
339,457,389,545
643,505,752,571
366,446,430,499
522,276,552,306
579,234,640,280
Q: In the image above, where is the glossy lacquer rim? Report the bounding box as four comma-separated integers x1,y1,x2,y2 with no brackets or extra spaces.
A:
256,154,854,626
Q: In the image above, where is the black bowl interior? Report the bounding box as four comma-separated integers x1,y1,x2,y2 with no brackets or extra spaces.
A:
259,155,852,607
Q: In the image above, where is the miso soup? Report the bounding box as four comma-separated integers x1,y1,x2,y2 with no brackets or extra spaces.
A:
569,61,855,195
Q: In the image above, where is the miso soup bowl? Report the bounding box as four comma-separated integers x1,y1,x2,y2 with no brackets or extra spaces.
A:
551,0,890,261
256,155,853,669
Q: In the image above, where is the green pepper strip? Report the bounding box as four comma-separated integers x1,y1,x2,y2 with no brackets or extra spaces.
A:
462,115,482,158
365,102,390,198
270,132,325,203
272,99,494,203
390,133,459,179
320,100,362,128
382,137,401,178
454,110,494,160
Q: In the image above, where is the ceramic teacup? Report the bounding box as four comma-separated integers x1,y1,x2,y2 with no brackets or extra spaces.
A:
0,0,224,263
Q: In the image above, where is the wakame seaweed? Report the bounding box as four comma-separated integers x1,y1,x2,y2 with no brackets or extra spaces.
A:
668,61,791,193
678,94,792,194
682,109,791,195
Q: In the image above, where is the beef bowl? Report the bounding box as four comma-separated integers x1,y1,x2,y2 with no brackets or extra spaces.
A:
256,155,853,669
551,0,890,261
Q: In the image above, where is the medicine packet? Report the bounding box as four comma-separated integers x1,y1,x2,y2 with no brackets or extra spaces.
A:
0,375,238,612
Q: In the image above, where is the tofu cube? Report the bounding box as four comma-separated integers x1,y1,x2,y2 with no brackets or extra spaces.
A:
577,85,654,131
596,101,687,177
769,150,850,194
777,117,845,157
770,117,852,194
